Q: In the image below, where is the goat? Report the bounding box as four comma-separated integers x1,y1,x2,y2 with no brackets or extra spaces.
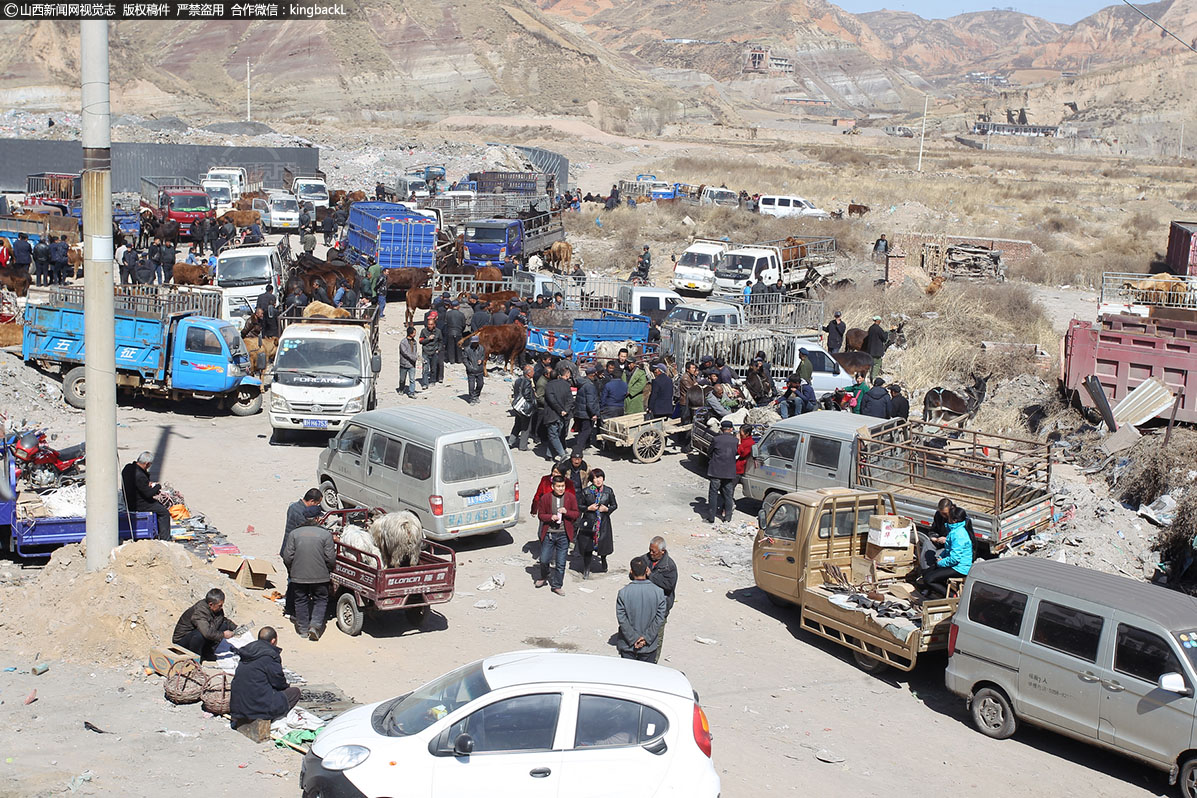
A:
368,510,425,569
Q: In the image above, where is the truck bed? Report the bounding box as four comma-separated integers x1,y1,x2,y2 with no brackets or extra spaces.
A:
6,511,157,558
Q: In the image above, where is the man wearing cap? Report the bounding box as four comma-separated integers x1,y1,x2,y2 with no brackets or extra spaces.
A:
865,315,892,380
543,365,574,461
443,299,466,365
471,299,492,333
419,314,442,389
571,367,600,455
797,349,814,385
647,363,674,420
462,334,487,404
824,311,846,353
599,362,628,419
888,383,910,419
706,420,738,523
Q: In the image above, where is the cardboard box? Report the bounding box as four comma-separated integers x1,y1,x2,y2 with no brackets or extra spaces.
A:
868,514,913,548
147,644,199,676
866,542,916,577
212,555,276,590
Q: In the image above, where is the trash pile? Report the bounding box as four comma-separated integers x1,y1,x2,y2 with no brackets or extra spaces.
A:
0,541,280,666
0,351,84,435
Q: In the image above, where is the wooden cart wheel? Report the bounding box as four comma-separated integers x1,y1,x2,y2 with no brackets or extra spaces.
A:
336,592,364,636
405,594,429,628
632,428,664,463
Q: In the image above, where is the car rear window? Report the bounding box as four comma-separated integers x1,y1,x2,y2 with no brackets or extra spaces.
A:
574,695,670,748
1031,600,1104,663
441,438,511,483
402,444,432,481
966,582,1027,637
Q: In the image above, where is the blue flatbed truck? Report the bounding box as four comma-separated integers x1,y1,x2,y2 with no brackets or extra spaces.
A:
462,212,565,270
22,285,263,416
344,201,438,271
525,310,651,358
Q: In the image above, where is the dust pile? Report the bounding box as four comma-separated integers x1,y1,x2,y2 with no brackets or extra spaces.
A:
0,350,84,436
0,540,279,665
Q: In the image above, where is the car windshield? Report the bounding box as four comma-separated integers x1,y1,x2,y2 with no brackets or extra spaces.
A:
297,186,327,199
708,190,736,202
274,338,362,380
677,251,716,270
717,254,759,279
217,254,272,285
170,194,210,212
466,226,508,243
204,186,231,202
441,438,512,483
219,324,244,356
665,306,707,325
378,661,491,737
407,178,428,191
271,198,298,212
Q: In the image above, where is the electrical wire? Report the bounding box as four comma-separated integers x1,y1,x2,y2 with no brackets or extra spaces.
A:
1120,0,1197,54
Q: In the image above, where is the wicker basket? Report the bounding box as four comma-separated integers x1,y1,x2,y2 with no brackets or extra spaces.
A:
164,661,208,704
201,671,234,715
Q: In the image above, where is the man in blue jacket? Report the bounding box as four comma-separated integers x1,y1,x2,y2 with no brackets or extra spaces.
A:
571,366,600,456
11,232,33,271
49,236,69,285
229,626,301,726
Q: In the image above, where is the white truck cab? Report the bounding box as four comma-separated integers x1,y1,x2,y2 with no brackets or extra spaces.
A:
213,243,284,326
291,176,329,209
201,179,235,216
253,191,300,233
715,245,782,294
269,314,382,437
671,239,727,295
663,299,744,330
700,186,740,207
205,167,260,200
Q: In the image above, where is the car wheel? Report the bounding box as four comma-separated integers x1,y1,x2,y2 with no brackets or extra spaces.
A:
851,646,888,674
320,479,341,511
405,594,429,628
336,592,364,636
971,687,1017,739
229,388,262,416
1181,755,1197,798
63,366,87,409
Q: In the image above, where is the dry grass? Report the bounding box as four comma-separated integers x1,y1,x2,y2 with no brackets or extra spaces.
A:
0,323,23,348
1116,432,1197,507
1156,493,1197,587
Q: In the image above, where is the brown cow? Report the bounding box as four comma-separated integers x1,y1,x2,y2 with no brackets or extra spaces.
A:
405,287,433,325
68,244,84,279
476,291,520,309
459,323,526,373
235,197,254,211
219,209,262,228
172,263,212,285
346,191,367,203
545,240,573,271
844,327,868,352
831,351,873,380
0,266,31,298
848,203,869,217
385,267,431,291
329,190,348,206
1122,273,1190,305
474,266,503,284
780,237,807,262
303,301,351,319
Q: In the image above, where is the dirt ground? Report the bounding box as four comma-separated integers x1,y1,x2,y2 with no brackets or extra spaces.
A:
0,254,1172,798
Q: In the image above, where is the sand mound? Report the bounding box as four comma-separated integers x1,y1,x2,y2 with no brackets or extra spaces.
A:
0,540,279,666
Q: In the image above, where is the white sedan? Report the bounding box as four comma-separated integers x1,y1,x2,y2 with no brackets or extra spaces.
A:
300,650,720,798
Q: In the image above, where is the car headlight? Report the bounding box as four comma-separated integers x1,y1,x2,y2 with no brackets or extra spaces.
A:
271,393,289,412
344,397,364,413
322,745,370,771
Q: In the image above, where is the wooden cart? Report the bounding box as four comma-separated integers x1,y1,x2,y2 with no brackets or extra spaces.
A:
317,508,457,636
596,412,687,464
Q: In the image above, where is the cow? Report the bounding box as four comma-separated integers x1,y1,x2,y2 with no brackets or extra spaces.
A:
329,190,348,206
459,323,526,373
384,267,431,292
346,190,368,203
474,266,503,284
831,351,873,380
545,240,573,271
405,287,433,325
848,203,869,217
780,237,807,262
829,210,844,220
303,301,351,319
218,209,262,229
234,197,254,211
475,290,520,310
158,218,181,244
172,263,212,285
1122,273,1190,305
0,266,31,298
925,275,946,296
68,244,84,280
923,374,990,426
844,327,868,353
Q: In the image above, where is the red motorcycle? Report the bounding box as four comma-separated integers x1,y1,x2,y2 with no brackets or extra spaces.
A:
11,431,85,490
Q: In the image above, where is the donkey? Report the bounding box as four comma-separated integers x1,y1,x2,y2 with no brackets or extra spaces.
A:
922,373,990,426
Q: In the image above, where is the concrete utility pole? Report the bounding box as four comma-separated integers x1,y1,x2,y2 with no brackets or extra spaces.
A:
917,94,929,172
246,58,251,122
80,21,117,571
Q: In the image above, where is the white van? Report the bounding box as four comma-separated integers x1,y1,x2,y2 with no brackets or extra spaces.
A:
700,186,740,208
757,195,830,219
252,191,300,233
317,408,519,542
947,557,1197,797
213,243,284,325
670,240,727,295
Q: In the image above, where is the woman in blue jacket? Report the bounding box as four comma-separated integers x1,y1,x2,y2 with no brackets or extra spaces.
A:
922,506,973,597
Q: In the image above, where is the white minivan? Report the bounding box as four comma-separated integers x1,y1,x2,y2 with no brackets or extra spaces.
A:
252,191,300,233
670,240,727,295
757,195,830,219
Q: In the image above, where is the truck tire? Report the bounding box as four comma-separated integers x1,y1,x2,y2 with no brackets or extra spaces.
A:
63,366,87,409
971,687,1017,739
336,592,364,636
229,388,262,416
851,647,889,674
405,594,429,628
320,480,341,511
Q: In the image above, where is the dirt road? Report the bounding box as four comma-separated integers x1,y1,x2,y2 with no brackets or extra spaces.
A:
0,274,1167,798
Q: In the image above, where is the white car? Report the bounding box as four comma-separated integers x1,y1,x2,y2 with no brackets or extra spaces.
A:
301,651,720,798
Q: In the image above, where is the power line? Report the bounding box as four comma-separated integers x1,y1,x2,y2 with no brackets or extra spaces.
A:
1120,0,1197,55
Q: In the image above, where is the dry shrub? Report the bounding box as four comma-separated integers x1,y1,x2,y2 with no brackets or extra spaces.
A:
1116,433,1197,506
0,323,23,348
1156,493,1197,586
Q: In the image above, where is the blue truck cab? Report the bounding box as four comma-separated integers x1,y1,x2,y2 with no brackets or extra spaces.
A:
525,310,652,358
463,212,565,270
22,285,262,416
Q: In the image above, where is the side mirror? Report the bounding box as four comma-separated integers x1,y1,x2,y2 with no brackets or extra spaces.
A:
751,444,760,458
370,354,382,374
757,508,769,528
1158,672,1190,695
453,733,474,757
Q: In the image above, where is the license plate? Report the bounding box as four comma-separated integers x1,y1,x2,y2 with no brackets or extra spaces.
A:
465,490,493,506
686,283,697,288
302,419,329,429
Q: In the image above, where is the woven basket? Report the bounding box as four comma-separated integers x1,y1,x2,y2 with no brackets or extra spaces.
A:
201,671,234,715
164,661,208,704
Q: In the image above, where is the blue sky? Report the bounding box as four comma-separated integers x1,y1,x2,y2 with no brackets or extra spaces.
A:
833,0,1113,24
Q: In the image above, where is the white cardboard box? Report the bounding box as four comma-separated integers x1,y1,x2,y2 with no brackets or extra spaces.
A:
868,514,913,548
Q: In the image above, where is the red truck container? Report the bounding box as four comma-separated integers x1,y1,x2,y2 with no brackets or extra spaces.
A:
1061,313,1197,423
1166,221,1197,277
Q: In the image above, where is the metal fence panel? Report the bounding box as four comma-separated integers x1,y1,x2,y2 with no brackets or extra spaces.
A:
511,145,570,193
1100,271,1197,311
665,327,822,381
0,139,320,194
721,295,825,330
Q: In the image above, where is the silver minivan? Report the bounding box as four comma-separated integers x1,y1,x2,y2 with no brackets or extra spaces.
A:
316,408,519,541
946,557,1197,796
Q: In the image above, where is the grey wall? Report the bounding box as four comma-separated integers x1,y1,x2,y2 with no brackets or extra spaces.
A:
511,145,569,193
0,139,320,194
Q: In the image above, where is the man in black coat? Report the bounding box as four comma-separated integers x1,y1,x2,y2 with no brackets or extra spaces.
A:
121,245,138,285
49,235,69,285
824,310,846,353
419,315,443,389
281,488,323,618
120,451,172,540
865,315,891,380
192,217,207,255
471,303,492,332
172,587,236,660
859,377,892,419
229,626,301,724
12,232,33,271
462,334,487,404
442,300,466,365
888,384,910,419
571,366,600,456
32,236,51,286
158,240,177,283
321,212,336,246
543,365,575,462
706,420,738,523
647,363,674,419
645,535,677,662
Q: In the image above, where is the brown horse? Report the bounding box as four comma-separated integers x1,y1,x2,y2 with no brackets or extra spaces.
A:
831,351,873,380
922,374,990,425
